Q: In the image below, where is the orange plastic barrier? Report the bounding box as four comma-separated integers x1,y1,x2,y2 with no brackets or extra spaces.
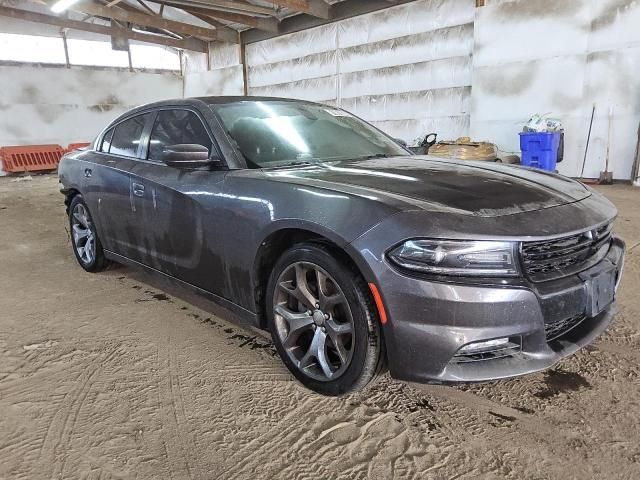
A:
0,144,65,173
65,142,91,154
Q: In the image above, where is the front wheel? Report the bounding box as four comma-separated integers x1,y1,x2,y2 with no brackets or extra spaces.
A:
266,243,384,396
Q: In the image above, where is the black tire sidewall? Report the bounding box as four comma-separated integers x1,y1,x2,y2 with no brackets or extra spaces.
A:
266,243,381,396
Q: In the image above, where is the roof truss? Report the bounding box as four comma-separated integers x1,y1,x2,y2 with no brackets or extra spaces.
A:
2,1,414,53
0,4,209,51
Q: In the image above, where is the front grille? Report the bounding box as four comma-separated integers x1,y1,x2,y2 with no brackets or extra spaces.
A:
545,314,586,341
522,223,612,281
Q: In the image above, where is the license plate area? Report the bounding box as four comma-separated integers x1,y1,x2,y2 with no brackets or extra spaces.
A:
582,267,616,317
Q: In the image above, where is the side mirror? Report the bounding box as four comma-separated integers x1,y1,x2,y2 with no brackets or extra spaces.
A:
161,144,221,168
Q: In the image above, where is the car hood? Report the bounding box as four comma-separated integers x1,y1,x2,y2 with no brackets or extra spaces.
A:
263,156,591,217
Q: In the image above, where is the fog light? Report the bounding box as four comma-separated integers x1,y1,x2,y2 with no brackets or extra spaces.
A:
458,337,510,353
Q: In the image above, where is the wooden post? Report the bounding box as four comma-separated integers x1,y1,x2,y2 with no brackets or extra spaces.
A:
240,32,249,96
61,30,70,68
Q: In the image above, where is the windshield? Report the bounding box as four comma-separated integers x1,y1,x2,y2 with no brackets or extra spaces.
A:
211,100,409,168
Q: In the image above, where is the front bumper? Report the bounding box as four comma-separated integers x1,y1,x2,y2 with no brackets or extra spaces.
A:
361,236,625,384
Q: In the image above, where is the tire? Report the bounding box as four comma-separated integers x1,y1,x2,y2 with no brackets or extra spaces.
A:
68,195,110,272
266,243,384,396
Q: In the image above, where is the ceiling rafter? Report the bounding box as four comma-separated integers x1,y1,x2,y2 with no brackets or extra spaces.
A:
137,0,242,41
99,0,182,39
65,1,221,40
184,11,240,42
0,5,209,51
268,0,331,19
155,1,280,32
176,0,275,16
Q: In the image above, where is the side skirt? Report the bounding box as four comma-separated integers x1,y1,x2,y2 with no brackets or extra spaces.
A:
104,250,260,330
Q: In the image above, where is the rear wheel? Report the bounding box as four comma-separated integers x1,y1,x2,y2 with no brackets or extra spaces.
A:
69,195,110,272
266,243,384,395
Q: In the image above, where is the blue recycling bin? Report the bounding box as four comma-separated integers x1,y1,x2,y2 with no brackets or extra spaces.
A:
519,132,562,171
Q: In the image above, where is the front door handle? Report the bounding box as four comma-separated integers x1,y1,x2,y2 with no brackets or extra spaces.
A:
132,182,145,197
84,168,92,178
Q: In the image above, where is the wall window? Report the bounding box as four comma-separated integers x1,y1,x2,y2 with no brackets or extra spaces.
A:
110,114,151,157
67,38,129,68
130,44,180,71
148,110,211,159
0,33,181,71
0,33,66,64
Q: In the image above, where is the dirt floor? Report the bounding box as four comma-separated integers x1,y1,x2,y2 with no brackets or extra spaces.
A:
0,174,639,480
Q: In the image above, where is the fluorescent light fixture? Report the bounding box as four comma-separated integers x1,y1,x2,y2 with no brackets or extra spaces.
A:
51,0,81,13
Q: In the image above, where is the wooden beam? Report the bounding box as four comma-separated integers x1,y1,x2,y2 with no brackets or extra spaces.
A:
0,5,209,51
135,0,158,16
70,1,220,39
189,1,274,16
269,0,331,19
159,1,280,32
186,11,240,43
239,35,248,95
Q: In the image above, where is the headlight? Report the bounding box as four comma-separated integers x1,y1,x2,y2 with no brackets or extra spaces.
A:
387,239,520,277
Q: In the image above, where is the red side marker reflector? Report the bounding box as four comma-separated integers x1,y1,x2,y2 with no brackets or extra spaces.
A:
368,283,388,325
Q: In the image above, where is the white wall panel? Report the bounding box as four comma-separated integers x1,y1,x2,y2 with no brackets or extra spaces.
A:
339,24,473,74
474,0,591,67
471,0,640,180
340,56,472,99
210,43,241,69
338,0,475,48
341,87,471,122
183,65,244,97
0,65,181,151
246,24,337,66
245,0,474,144
183,43,244,98
249,76,338,103
248,51,337,88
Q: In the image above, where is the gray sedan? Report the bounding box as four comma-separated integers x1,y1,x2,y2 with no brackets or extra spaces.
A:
59,97,625,395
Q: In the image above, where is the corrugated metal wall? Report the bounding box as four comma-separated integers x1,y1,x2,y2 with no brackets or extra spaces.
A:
246,0,475,145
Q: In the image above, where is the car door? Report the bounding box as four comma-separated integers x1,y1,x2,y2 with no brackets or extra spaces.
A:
88,112,153,260
129,107,229,296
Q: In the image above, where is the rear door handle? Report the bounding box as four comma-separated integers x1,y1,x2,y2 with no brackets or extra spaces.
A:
84,168,92,178
132,182,145,197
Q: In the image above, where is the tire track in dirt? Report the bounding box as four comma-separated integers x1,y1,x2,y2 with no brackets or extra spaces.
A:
218,394,319,478
155,339,205,480
38,344,121,478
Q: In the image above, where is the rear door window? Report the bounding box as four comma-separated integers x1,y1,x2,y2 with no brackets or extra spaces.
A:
147,109,212,160
110,113,152,157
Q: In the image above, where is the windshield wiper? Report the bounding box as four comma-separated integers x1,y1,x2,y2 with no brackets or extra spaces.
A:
356,153,394,160
264,161,315,169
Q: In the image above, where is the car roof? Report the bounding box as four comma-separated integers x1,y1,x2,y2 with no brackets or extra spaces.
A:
112,96,324,125
195,96,320,105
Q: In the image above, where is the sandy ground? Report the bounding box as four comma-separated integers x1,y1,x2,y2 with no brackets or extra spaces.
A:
0,174,639,480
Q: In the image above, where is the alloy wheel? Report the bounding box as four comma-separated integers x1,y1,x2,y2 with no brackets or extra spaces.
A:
273,261,355,382
71,203,95,265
